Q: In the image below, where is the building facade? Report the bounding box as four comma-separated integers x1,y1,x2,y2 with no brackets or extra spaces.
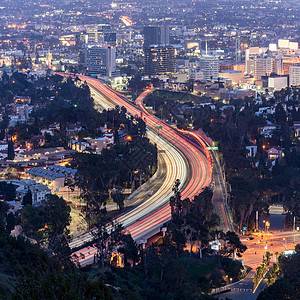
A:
85,45,116,77
143,25,170,48
144,45,175,76
290,65,300,86
198,56,219,80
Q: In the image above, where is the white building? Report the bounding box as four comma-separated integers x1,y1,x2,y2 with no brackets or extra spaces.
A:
219,70,244,84
245,47,283,79
246,146,257,158
0,141,8,159
26,165,76,193
86,137,110,153
85,45,116,77
7,179,51,204
189,68,204,81
268,76,288,91
85,24,116,45
198,56,219,80
290,65,300,87
278,39,298,50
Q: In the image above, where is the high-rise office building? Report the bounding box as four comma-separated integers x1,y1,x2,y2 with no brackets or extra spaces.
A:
85,45,116,77
289,65,300,87
144,45,175,76
245,46,284,79
143,26,160,48
247,55,283,80
198,56,219,80
235,35,241,62
143,25,170,48
86,24,116,46
159,25,170,46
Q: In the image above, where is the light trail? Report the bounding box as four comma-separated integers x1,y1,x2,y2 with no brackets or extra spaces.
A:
57,73,212,265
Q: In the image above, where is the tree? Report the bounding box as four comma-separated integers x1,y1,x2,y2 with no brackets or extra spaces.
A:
0,181,16,201
21,204,45,244
222,231,247,258
22,188,32,205
0,230,111,299
169,179,182,224
0,201,8,231
42,194,71,236
275,103,286,123
111,190,126,211
7,138,15,160
182,188,220,258
21,195,71,258
6,213,15,233
113,129,120,146
41,194,71,259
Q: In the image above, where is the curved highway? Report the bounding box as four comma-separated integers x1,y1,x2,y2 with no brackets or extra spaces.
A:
58,73,212,265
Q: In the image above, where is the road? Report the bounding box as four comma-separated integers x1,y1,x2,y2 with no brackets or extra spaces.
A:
136,92,232,232
241,231,300,268
177,130,233,232
56,74,212,265
216,270,268,300
214,230,300,299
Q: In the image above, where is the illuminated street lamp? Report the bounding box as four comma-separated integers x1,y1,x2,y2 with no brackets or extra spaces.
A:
283,238,287,250
266,221,270,233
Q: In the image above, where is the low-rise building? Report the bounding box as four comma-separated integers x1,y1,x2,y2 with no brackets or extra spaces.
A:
267,146,283,160
246,145,258,158
8,179,51,204
268,76,288,91
259,123,277,138
219,70,244,84
220,89,256,101
26,165,76,193
0,141,8,159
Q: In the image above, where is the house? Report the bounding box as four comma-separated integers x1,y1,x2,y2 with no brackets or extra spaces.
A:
8,179,51,204
255,106,276,117
293,121,300,138
66,124,83,138
25,135,46,150
15,147,75,165
86,137,110,153
259,123,277,138
68,139,90,152
267,146,283,160
26,165,77,193
0,141,8,159
246,145,257,158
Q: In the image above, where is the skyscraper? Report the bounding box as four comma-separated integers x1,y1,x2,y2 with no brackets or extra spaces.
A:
159,25,170,46
289,65,300,87
143,26,160,48
198,56,219,80
235,35,241,62
86,24,116,46
85,45,116,77
143,25,170,48
144,45,175,76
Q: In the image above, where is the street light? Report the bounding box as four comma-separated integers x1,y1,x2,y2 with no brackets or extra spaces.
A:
266,221,270,233
283,238,287,250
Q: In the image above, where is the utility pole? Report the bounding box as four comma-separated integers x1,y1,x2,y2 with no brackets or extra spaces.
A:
236,33,241,62
293,216,296,244
293,216,296,232
256,211,259,231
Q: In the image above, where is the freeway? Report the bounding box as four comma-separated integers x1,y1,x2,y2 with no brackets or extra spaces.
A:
58,73,211,265
178,130,233,232
136,90,232,232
